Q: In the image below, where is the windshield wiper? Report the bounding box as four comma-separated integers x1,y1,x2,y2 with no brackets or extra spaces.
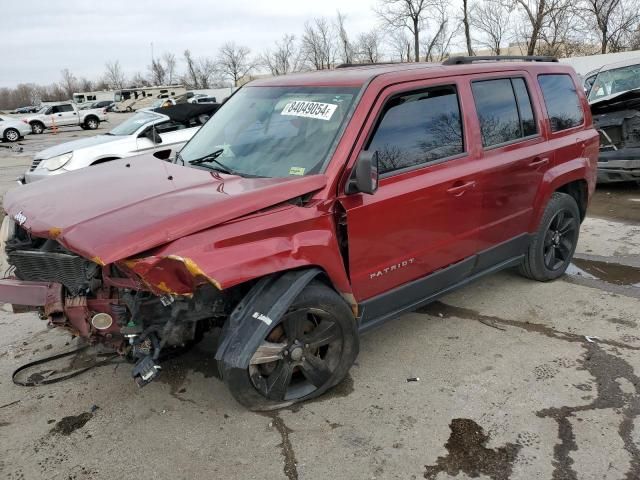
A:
188,149,237,175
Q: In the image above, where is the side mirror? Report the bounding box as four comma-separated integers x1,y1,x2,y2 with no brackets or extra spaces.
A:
346,150,379,195
145,128,162,144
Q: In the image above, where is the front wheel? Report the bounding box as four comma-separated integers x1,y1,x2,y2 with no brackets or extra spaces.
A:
3,128,20,142
221,282,359,411
519,192,580,281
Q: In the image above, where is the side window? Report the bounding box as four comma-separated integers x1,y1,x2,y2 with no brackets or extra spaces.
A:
50,106,60,114
538,74,584,132
367,85,464,174
472,78,538,148
154,120,185,134
56,104,74,113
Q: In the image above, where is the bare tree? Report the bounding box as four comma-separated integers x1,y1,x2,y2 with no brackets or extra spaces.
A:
387,30,413,61
471,0,512,54
376,0,430,62
217,42,255,86
336,11,355,64
584,0,639,52
462,0,474,55
131,72,150,87
183,50,201,88
421,0,457,61
148,58,167,85
104,60,126,89
59,68,77,98
163,52,177,84
356,30,383,63
262,34,304,75
197,57,222,88
301,18,336,69
512,0,572,55
78,78,93,92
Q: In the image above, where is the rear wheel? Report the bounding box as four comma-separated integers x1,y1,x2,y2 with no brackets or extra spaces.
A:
85,117,99,130
3,128,20,142
519,192,580,281
31,122,44,134
221,282,358,411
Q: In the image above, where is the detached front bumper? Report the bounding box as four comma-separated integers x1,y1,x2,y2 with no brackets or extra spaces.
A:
0,279,63,314
598,149,640,183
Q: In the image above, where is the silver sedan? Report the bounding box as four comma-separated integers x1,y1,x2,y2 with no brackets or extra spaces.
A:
0,115,31,142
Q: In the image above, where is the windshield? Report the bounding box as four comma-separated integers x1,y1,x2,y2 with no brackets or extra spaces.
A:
588,64,640,101
108,111,161,136
178,86,359,178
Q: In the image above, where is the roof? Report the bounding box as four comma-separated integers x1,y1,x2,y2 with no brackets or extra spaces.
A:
249,60,575,88
152,103,220,122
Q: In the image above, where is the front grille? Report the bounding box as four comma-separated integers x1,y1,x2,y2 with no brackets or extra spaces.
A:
29,158,43,172
8,250,98,295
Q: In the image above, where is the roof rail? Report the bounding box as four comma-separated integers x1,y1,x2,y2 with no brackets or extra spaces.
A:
443,55,558,65
335,62,400,68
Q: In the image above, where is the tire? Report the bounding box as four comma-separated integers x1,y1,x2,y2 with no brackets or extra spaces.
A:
31,122,44,134
3,128,20,142
519,192,580,281
221,281,359,411
85,117,99,130
126,106,133,113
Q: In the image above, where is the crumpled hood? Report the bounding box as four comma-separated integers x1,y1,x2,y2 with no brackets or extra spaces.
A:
3,156,327,265
34,135,123,160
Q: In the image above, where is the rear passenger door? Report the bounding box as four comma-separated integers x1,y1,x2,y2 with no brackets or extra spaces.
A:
468,74,553,257
339,79,485,305
50,104,78,126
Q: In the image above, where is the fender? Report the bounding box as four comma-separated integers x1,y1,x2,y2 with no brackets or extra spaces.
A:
529,156,591,231
215,268,323,369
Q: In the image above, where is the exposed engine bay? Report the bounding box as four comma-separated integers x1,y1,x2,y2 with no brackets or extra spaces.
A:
2,222,238,387
591,91,640,183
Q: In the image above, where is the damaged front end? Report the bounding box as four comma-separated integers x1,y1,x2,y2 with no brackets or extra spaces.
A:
0,218,237,387
591,93,640,183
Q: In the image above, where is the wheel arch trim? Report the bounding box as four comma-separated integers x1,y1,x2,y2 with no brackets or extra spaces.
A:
215,268,324,370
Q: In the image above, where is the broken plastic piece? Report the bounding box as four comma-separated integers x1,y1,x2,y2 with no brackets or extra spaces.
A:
132,355,161,387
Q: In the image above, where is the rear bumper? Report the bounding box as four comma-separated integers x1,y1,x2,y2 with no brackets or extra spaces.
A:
0,279,63,314
597,149,640,183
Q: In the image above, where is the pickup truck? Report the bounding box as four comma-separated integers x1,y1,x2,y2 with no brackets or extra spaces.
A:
21,102,108,134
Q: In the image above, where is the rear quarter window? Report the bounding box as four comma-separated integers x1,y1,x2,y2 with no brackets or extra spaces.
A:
537,74,584,132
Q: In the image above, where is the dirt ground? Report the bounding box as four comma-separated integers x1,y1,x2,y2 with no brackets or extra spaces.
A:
0,122,639,480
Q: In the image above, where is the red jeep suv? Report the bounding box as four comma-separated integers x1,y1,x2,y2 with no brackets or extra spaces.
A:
0,57,598,410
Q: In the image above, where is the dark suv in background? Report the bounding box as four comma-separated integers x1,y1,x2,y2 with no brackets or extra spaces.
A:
0,56,598,410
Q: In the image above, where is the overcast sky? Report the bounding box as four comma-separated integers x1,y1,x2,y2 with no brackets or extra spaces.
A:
0,0,380,88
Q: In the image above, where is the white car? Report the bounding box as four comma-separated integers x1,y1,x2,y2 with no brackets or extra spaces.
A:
23,104,218,183
0,115,31,142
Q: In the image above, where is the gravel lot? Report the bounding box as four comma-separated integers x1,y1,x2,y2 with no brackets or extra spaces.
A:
0,122,639,480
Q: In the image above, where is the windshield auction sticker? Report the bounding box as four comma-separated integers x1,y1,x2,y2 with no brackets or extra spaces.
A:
281,101,337,121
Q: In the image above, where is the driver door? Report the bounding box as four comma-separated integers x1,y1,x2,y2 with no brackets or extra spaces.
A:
338,79,485,315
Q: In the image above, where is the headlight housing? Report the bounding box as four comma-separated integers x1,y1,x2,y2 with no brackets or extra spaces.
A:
44,152,73,171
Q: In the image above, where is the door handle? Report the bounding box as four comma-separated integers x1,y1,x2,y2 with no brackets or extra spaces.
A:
529,157,549,167
447,180,476,196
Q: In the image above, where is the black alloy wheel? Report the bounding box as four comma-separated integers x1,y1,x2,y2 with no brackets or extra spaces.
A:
542,209,578,271
221,282,358,410
249,307,343,402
